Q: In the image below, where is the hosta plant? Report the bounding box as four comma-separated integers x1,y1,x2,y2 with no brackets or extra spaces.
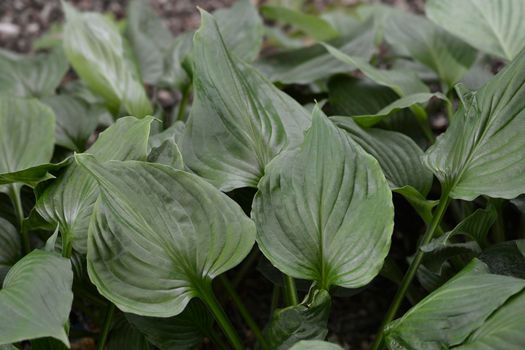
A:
1,0,525,349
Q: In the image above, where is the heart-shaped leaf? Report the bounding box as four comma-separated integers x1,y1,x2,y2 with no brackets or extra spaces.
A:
62,2,152,117
426,0,525,60
252,108,393,289
0,250,73,346
77,156,255,316
35,117,153,255
181,10,311,191
423,49,525,200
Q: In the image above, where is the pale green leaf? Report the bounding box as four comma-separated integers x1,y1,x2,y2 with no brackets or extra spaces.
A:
181,10,311,191
261,5,339,41
35,117,153,254
0,47,68,98
426,0,525,60
252,108,393,289
62,2,152,117
0,250,73,346
384,9,476,87
262,288,331,350
423,49,525,200
332,116,432,195
78,156,256,316
385,259,525,350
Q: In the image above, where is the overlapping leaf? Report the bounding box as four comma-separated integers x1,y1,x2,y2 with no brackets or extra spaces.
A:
35,117,153,254
62,2,152,117
0,218,20,282
181,10,311,191
253,108,393,289
78,156,255,316
423,49,525,200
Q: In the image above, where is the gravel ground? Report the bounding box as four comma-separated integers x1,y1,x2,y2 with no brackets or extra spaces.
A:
0,0,424,53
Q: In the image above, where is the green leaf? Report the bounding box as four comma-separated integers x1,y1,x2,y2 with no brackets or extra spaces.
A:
0,250,73,346
31,338,68,350
0,97,55,189
262,288,331,349
261,5,339,41
426,0,525,60
147,140,184,170
126,0,173,85
252,108,393,289
479,240,525,279
62,2,152,117
383,9,476,88
77,156,256,316
457,289,525,350
352,92,446,128
107,315,155,350
0,217,20,282
42,94,100,151
126,299,213,349
0,47,68,98
392,186,438,225
214,0,264,62
423,49,525,200
323,43,429,96
149,121,185,149
290,340,344,350
385,259,525,349
181,10,311,191
256,24,376,84
0,159,70,188
35,116,153,254
331,116,432,195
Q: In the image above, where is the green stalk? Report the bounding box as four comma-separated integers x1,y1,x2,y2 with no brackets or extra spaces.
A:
409,105,435,143
232,248,260,288
371,193,451,350
175,84,191,122
492,201,506,243
283,274,298,306
8,185,30,254
198,282,244,350
219,275,268,349
97,303,115,350
270,285,281,316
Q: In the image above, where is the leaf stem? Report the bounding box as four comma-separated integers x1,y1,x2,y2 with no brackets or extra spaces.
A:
283,274,298,306
232,248,260,288
409,105,435,143
97,303,115,350
270,285,281,316
371,192,451,350
8,185,30,254
199,281,244,350
175,83,191,122
219,275,268,349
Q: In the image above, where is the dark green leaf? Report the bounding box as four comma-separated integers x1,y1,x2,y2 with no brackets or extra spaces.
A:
107,315,155,350
0,217,20,283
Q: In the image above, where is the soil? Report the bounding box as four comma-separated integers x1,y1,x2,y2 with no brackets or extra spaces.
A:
1,1,425,349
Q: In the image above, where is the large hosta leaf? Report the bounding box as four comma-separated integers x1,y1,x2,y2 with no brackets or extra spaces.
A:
385,259,525,349
426,0,525,60
35,117,153,254
106,316,155,350
0,97,55,190
62,2,152,117
77,156,255,316
0,218,20,282
0,250,73,346
181,10,311,191
423,49,525,200
0,47,68,98
262,288,331,349
252,108,393,289
384,9,476,88
332,117,432,195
